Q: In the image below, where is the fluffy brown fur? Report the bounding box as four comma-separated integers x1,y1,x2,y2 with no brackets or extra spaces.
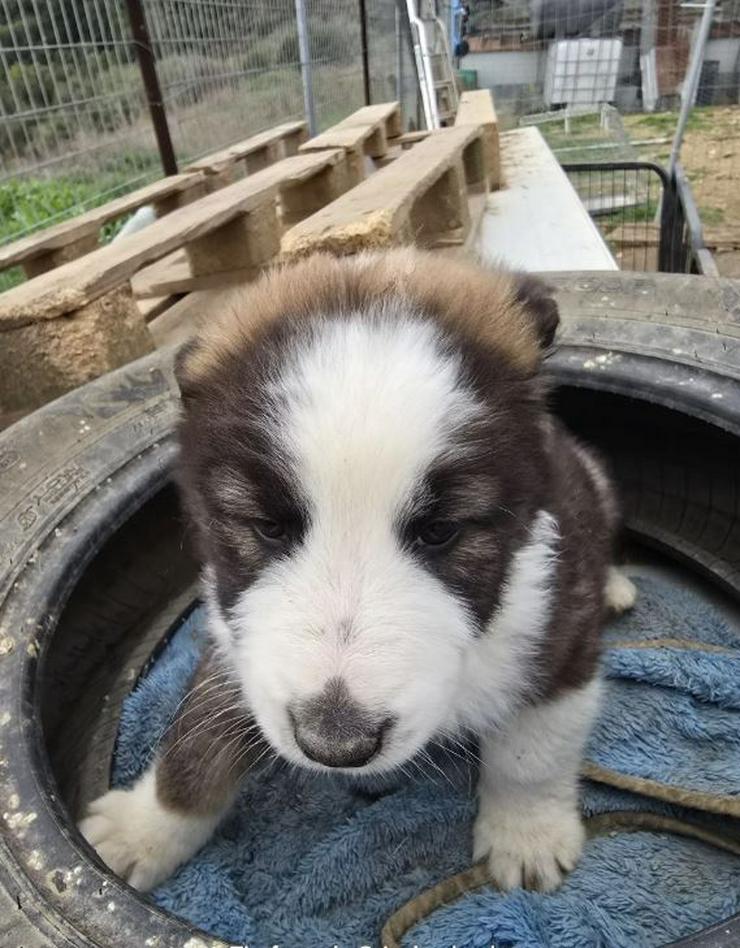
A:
176,248,553,390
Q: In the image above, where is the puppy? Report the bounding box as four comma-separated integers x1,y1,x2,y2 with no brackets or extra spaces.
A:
80,249,635,893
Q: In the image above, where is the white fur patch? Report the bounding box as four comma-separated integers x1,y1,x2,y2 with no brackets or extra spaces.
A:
474,677,602,891
572,441,618,527
605,565,637,613
453,509,561,732
79,767,222,891
270,309,482,517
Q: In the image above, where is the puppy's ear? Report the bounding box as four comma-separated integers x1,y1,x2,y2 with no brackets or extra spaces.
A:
513,275,559,351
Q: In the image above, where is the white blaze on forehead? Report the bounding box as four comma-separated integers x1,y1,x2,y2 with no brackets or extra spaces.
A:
264,306,481,521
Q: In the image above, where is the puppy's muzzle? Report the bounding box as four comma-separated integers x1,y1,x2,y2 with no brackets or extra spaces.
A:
290,677,393,768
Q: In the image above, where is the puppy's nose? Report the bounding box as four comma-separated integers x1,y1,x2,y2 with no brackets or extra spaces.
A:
290,677,390,768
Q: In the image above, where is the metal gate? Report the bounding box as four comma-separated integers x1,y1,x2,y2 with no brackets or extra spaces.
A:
562,161,717,275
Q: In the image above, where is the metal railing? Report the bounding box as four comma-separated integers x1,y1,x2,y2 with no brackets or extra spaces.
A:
563,159,716,274
661,161,719,275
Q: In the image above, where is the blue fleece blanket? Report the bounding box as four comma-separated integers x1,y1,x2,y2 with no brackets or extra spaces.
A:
113,576,740,947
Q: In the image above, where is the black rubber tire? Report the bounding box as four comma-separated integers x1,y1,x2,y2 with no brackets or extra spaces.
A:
1,271,739,947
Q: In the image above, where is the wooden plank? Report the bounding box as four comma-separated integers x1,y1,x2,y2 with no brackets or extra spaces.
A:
149,287,226,349
184,121,307,176
299,102,401,183
132,250,253,297
398,130,431,149
132,250,190,297
0,149,345,327
454,89,500,189
299,124,383,181
335,102,402,138
477,127,617,272
0,173,204,271
135,147,352,297
282,125,487,259
137,294,176,321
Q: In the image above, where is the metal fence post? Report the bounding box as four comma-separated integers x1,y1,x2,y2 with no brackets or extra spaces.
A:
359,0,372,106
668,0,717,175
295,0,318,137
124,0,178,176
395,4,403,104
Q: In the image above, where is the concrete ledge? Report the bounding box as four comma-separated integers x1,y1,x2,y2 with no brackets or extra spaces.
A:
477,127,617,272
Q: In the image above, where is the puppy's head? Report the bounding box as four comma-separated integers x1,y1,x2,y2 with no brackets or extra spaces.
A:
176,250,558,773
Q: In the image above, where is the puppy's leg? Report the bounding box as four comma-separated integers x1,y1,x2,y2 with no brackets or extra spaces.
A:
605,565,637,614
80,650,265,891
473,677,600,892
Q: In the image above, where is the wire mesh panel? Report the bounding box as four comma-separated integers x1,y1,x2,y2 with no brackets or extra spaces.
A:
365,0,421,129
563,161,666,270
303,0,364,129
144,0,306,166
562,159,715,273
0,0,159,253
463,0,740,117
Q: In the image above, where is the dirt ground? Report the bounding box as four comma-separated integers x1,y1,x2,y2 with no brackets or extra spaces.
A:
624,106,740,276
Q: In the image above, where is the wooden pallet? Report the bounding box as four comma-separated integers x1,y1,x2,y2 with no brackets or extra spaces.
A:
133,145,351,298
1,98,520,416
132,249,254,297
282,125,487,259
454,90,501,190
299,102,402,186
0,149,347,414
0,122,307,283
183,121,307,188
334,102,402,139
0,173,205,279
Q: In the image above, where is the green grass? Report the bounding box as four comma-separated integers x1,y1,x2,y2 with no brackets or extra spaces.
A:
623,106,714,140
597,199,660,230
698,206,725,225
0,151,161,292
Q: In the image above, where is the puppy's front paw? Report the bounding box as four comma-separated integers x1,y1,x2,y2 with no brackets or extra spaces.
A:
473,800,585,893
605,566,637,614
79,770,219,891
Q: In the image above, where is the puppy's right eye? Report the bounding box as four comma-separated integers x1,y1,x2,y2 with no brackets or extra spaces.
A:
253,519,286,542
414,519,459,549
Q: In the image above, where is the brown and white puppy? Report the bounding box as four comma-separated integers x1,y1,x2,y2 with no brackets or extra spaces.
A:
80,249,635,893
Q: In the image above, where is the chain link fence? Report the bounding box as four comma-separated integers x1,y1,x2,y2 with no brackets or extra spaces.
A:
0,0,418,269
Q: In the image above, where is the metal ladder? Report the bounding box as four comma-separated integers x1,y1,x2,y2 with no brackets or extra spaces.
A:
405,0,459,128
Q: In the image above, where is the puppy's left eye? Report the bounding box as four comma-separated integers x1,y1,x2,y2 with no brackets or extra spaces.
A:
253,519,287,542
415,519,459,549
